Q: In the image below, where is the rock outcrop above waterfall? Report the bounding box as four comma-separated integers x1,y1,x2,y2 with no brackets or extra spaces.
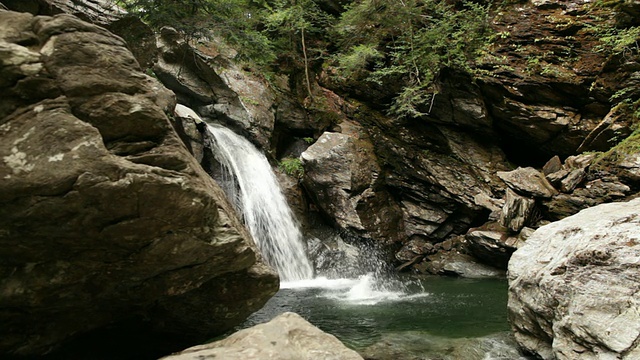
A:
0,10,277,357
154,27,277,150
1,0,125,24
161,312,364,360
1,0,158,69
508,198,640,359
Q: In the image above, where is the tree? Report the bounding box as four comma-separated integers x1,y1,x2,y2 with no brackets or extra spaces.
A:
264,0,333,101
332,0,490,118
116,0,275,64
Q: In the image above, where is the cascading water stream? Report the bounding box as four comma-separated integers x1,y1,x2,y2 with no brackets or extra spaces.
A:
175,104,414,300
205,124,313,282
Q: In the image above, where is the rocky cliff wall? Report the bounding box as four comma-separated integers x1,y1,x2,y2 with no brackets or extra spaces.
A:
2,0,639,276
306,0,640,273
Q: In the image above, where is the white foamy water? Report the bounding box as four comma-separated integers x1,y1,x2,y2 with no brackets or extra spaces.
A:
283,273,429,305
205,123,313,281
280,276,359,290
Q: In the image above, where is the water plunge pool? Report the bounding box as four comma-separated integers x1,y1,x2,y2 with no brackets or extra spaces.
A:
239,275,532,360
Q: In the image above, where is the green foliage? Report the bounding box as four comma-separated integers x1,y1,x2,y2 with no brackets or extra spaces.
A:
583,16,640,57
115,0,275,64
389,85,436,118
594,127,640,166
265,0,329,31
595,26,640,56
264,0,334,99
610,87,634,102
117,0,492,119
591,98,640,169
334,44,383,77
279,157,304,179
145,68,158,79
332,0,491,118
263,0,333,58
303,137,314,144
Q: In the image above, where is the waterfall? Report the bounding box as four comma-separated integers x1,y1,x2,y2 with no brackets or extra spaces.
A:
204,124,313,282
175,104,414,302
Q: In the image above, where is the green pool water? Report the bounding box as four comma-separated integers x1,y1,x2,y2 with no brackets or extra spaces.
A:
240,275,532,359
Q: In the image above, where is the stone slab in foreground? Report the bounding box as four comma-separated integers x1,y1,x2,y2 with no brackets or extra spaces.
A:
160,312,364,360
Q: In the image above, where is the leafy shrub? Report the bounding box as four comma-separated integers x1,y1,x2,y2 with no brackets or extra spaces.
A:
331,0,491,118
115,0,275,64
279,157,304,179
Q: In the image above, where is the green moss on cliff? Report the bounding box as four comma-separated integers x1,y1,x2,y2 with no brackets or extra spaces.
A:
592,99,640,168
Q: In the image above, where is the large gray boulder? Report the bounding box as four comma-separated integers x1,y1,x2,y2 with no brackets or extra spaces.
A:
508,198,640,359
0,10,277,357
301,126,405,243
161,312,364,360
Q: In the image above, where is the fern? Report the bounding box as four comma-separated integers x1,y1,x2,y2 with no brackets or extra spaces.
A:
279,157,304,179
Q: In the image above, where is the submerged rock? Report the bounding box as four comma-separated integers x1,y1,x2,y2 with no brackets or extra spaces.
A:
160,312,364,360
508,198,640,359
361,331,530,360
0,10,277,357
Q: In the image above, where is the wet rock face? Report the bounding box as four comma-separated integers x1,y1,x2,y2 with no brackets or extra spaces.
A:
0,10,277,357
310,0,640,274
362,111,509,243
508,198,640,359
478,0,640,163
540,154,633,220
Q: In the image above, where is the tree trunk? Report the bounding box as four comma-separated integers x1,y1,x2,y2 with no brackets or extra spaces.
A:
301,27,313,101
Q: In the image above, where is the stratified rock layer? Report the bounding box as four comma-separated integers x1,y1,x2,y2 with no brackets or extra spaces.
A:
0,10,277,357
508,198,640,359
161,312,364,360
